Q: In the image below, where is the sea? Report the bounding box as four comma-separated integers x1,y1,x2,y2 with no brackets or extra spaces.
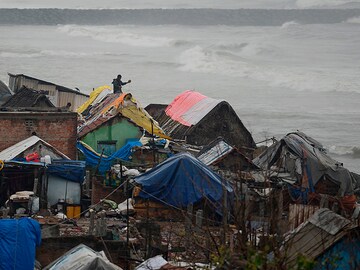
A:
0,0,359,173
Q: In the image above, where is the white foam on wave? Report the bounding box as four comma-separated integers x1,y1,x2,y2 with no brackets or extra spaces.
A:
0,0,296,9
329,145,360,159
295,0,355,8
0,52,42,58
215,42,269,58
177,45,251,76
345,16,360,24
57,25,176,48
281,21,300,29
0,49,104,58
177,45,360,93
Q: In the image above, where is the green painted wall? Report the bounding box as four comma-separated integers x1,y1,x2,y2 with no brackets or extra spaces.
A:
81,117,142,153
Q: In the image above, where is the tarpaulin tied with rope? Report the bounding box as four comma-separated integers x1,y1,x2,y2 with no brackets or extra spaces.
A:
134,152,233,215
77,140,142,174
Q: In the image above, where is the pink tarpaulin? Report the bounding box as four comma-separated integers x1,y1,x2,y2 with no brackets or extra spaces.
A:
165,90,222,126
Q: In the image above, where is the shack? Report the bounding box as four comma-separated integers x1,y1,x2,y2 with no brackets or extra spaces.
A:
197,137,257,173
78,91,168,154
7,73,89,110
148,90,256,155
1,86,55,109
252,131,360,211
133,152,233,219
283,208,360,269
0,136,85,214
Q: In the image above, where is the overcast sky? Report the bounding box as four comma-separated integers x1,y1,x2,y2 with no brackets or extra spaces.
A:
0,0,359,9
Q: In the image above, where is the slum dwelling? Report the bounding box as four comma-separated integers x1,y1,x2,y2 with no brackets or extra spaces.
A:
146,90,256,158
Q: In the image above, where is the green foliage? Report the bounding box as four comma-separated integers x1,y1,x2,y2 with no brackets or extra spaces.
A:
210,245,232,268
319,254,342,269
291,254,315,270
210,245,316,270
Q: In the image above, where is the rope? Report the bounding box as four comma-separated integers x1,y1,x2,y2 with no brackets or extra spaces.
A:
129,181,222,224
41,181,126,232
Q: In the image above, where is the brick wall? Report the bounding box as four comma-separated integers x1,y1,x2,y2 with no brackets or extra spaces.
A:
0,111,77,159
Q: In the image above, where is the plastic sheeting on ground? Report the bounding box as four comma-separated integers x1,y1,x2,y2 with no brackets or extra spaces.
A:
43,244,122,270
77,140,142,174
0,218,41,270
46,160,86,184
134,152,233,211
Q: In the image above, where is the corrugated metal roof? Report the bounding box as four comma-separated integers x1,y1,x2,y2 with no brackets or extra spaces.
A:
197,139,233,165
284,208,357,266
0,135,70,161
308,208,352,235
8,73,89,97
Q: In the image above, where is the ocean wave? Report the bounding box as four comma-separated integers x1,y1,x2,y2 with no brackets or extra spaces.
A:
329,145,360,159
3,0,360,10
177,45,360,93
0,49,106,58
1,8,360,26
281,20,300,28
296,0,358,9
57,25,177,47
0,51,42,58
216,42,249,51
177,45,250,75
345,16,360,23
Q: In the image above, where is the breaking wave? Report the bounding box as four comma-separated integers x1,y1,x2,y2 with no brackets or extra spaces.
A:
58,25,187,47
329,145,360,159
1,8,360,26
345,16,360,23
177,45,360,93
281,21,300,28
0,49,106,58
296,0,358,9
177,45,250,75
57,25,179,47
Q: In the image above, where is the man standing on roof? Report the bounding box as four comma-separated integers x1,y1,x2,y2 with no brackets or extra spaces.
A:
112,74,131,94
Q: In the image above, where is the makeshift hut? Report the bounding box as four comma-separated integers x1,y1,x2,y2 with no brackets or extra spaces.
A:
283,208,360,269
253,132,360,210
149,90,256,154
197,137,257,173
1,86,55,108
133,152,233,219
78,91,169,156
0,136,85,213
0,135,70,162
7,73,89,110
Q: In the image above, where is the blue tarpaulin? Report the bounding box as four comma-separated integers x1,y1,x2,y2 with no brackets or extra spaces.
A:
0,218,41,270
134,152,233,209
46,160,86,184
77,140,142,174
